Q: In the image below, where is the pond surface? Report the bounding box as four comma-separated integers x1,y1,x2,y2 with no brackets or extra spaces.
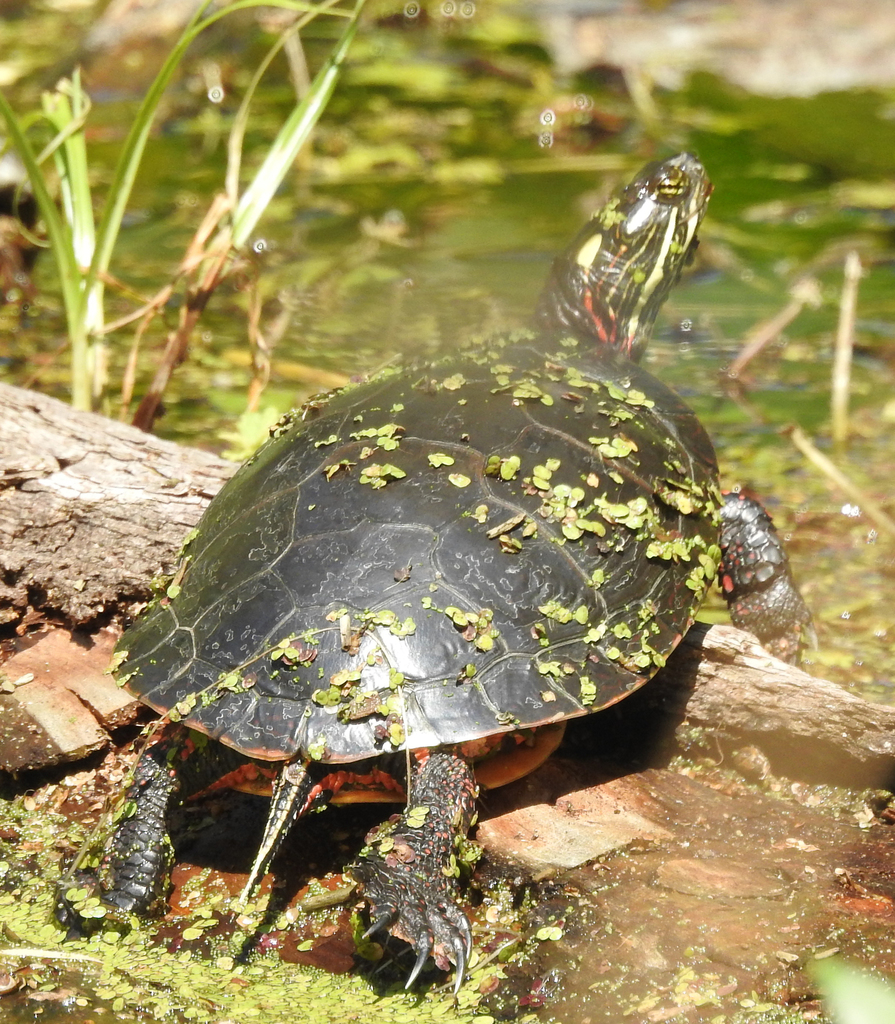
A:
2,2,895,1021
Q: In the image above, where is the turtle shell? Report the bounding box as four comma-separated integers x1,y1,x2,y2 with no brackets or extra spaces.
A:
118,332,722,763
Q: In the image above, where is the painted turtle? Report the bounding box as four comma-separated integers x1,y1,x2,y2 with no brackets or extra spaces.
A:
60,154,810,988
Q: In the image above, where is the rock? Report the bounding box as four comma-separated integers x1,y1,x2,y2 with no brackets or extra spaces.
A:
655,857,789,899
478,768,673,875
0,629,140,772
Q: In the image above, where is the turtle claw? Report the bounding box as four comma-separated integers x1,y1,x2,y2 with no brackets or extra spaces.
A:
434,898,473,990
448,931,469,994
440,897,473,951
405,932,433,990
458,910,473,955
363,910,396,941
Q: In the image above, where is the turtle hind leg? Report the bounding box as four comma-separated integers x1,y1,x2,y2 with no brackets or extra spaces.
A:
350,750,478,993
58,725,251,932
719,491,814,664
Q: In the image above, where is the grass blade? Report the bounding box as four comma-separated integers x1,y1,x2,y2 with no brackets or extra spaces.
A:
231,0,365,248
0,89,92,407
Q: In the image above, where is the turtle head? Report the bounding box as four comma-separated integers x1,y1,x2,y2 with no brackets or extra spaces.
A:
535,152,711,362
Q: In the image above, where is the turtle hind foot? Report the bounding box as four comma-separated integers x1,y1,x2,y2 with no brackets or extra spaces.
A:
350,749,478,992
356,862,473,993
54,870,140,940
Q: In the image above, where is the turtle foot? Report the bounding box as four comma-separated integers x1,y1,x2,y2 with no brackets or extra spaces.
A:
356,859,473,992
720,491,814,664
55,871,137,939
55,871,101,938
350,750,478,992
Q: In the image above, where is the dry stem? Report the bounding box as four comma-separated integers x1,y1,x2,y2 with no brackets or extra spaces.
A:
830,250,862,450
788,425,895,540
727,277,822,379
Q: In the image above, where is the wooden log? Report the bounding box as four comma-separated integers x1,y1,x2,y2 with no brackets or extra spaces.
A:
0,381,891,787
651,623,895,787
0,381,234,626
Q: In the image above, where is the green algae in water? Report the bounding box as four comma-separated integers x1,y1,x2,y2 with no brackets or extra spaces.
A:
0,797,489,1024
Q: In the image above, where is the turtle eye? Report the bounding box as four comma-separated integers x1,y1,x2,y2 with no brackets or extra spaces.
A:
655,167,687,198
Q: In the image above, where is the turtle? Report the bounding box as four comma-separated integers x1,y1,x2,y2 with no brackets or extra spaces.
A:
59,152,811,990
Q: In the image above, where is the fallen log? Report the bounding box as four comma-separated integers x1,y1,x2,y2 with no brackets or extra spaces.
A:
0,381,235,627
0,381,891,789
651,623,895,787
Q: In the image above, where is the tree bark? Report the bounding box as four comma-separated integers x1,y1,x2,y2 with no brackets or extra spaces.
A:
653,623,895,787
0,381,235,627
0,382,891,787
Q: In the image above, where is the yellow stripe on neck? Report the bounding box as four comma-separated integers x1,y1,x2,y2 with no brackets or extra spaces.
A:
575,231,605,270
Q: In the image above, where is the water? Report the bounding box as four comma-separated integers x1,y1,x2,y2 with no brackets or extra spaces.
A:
2,6,895,1020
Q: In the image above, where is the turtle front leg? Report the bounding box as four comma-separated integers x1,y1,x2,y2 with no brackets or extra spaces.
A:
350,750,478,992
720,491,814,664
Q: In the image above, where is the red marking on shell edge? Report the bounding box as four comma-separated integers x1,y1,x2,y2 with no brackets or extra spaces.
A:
721,574,734,593
312,767,407,807
204,763,277,796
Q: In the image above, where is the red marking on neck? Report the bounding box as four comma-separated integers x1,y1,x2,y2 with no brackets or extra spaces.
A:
583,243,631,350
583,288,610,344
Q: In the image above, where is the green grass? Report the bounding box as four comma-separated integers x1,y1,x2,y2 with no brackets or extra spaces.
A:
0,0,364,412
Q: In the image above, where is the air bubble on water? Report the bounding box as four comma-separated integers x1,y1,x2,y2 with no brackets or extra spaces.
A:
404,0,420,16
441,0,455,16
841,503,861,518
538,132,554,149
208,86,224,104
680,318,693,332
574,93,593,111
460,1,475,16
866,529,878,544
253,239,267,253
540,109,556,126
841,610,851,620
